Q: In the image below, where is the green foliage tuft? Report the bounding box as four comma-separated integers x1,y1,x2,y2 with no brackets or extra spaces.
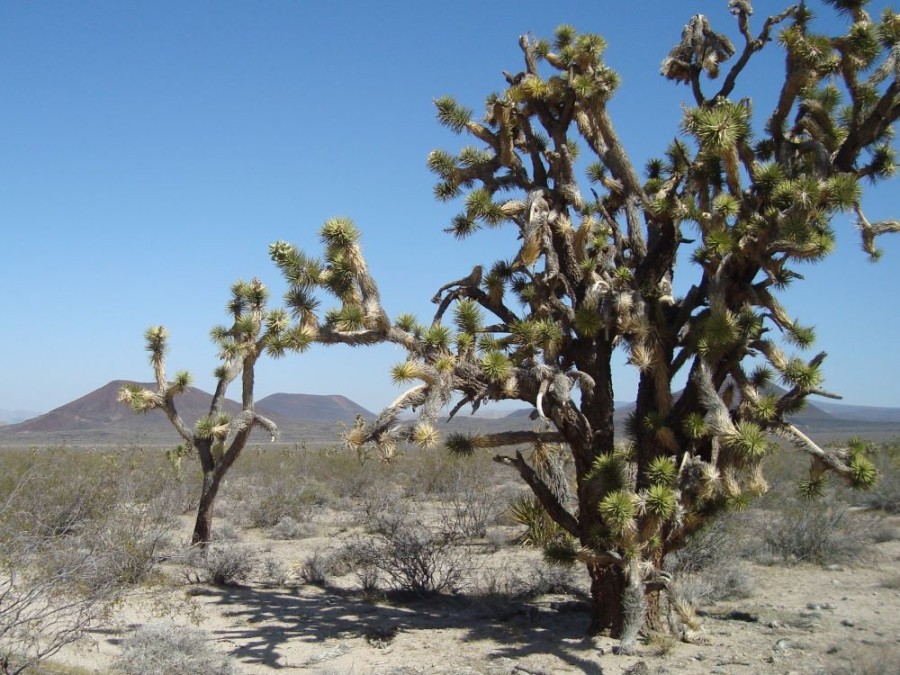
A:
434,96,473,133
424,324,453,350
445,433,476,457
644,484,677,519
646,456,677,487
542,534,579,567
453,299,484,335
480,350,512,382
599,491,637,532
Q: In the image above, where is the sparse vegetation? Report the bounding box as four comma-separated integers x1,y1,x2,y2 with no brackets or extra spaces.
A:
0,452,175,674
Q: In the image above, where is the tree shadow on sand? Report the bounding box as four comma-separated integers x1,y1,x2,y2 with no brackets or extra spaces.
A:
132,582,608,673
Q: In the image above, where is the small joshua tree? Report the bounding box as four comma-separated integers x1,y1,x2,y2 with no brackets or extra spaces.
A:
272,0,899,649
119,278,285,545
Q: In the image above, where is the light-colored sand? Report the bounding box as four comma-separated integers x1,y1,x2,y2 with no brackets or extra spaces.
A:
53,512,900,675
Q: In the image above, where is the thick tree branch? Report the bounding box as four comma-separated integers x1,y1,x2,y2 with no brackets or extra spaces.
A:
494,450,580,536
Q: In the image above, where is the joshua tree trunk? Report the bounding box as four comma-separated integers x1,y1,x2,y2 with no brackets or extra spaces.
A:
587,564,626,636
191,471,221,546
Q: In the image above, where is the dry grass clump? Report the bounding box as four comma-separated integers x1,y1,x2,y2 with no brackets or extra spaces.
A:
760,497,877,566
114,623,241,675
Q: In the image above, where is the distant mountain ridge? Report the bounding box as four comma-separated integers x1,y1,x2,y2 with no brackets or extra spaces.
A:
0,381,375,444
2,381,898,448
257,393,374,423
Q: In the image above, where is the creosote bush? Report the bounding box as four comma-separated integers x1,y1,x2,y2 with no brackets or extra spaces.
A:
343,517,470,597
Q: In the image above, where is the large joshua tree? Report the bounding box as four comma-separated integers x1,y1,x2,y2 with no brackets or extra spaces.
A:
119,278,284,545
271,0,900,648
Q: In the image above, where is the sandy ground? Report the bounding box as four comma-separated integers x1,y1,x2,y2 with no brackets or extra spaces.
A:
49,507,900,675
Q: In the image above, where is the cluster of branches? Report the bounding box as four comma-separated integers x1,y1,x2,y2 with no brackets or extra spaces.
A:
268,0,900,644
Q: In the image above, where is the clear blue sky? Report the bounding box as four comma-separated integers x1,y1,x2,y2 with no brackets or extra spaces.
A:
2,0,898,417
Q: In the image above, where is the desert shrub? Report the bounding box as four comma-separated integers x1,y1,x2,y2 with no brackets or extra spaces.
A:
527,559,581,596
343,519,469,596
0,468,119,675
270,516,315,540
761,497,875,565
86,508,173,587
188,544,256,586
440,467,504,541
114,623,241,675
246,481,330,528
212,520,241,542
8,460,118,539
354,487,410,535
401,450,460,498
261,557,290,587
315,447,384,499
297,549,354,586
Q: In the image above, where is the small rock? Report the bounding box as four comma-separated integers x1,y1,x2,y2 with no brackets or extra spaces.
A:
825,564,845,572
775,638,796,651
841,619,856,627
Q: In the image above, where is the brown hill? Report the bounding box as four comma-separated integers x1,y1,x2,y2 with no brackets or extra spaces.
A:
256,393,374,423
0,382,375,447
3,380,247,436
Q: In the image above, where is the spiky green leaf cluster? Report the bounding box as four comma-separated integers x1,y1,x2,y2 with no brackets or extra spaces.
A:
480,350,512,382
683,413,707,439
586,452,629,499
424,324,453,350
646,456,677,486
730,421,770,460
453,299,484,335
643,484,677,519
445,432,476,457
598,491,636,532
781,357,823,390
542,535,579,567
434,96,472,133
